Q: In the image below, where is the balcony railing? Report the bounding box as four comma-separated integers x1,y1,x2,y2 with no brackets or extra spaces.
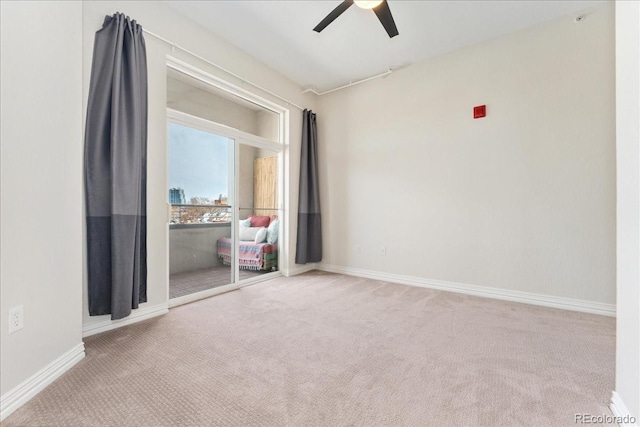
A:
170,204,232,225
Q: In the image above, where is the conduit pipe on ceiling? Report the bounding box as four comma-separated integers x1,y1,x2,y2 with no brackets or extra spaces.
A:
144,27,392,104
302,69,393,96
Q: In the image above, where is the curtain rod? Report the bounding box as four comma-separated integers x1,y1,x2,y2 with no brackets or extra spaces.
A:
142,28,306,111
302,69,393,96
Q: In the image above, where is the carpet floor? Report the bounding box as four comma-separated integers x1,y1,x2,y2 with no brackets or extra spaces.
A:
3,271,615,426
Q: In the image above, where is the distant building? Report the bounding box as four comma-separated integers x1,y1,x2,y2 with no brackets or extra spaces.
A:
214,193,228,205
169,188,186,205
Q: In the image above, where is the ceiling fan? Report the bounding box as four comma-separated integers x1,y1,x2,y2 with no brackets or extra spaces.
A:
313,0,399,39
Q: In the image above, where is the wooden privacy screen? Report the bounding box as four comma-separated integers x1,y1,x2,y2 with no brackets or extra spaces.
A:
254,156,277,217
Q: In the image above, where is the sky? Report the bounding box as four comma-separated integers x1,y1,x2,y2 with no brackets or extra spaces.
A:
168,123,230,202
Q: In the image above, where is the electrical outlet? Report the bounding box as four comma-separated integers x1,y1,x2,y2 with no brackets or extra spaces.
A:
379,245,386,256
355,244,361,254
9,305,24,334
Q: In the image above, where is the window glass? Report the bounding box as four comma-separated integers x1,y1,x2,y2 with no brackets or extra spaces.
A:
168,122,232,224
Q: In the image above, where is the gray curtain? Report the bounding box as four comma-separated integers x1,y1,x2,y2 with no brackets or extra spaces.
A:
85,13,148,320
296,110,322,264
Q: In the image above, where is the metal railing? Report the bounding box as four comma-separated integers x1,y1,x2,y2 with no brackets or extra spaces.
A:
170,204,232,225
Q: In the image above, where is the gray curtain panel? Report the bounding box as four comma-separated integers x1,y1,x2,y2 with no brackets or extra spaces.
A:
296,110,322,264
85,13,148,320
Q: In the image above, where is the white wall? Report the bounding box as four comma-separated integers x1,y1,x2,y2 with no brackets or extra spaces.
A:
317,3,616,306
615,0,640,420
0,0,84,402
82,1,316,332
167,72,261,135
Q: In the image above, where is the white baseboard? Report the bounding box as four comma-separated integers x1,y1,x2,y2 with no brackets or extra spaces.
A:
0,342,85,421
282,263,316,277
316,263,616,317
82,303,169,338
611,392,638,426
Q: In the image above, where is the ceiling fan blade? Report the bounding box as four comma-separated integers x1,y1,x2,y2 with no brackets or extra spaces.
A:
313,0,354,33
373,0,399,38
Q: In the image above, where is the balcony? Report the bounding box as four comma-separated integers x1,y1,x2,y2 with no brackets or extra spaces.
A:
169,204,275,299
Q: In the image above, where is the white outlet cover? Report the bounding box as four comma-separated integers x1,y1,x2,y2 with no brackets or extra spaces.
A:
8,305,24,334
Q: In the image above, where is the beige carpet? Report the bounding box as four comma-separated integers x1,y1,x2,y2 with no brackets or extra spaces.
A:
4,271,615,426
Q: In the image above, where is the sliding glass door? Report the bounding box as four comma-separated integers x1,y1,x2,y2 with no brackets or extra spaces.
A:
168,122,236,302
238,145,280,278
166,111,284,306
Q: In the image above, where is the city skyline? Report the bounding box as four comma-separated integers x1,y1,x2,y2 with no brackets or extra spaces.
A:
168,187,229,205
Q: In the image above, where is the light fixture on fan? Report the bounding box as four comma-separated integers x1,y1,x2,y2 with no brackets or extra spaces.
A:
354,0,383,9
313,0,399,38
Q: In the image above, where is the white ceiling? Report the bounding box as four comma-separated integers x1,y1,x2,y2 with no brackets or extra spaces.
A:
167,0,607,93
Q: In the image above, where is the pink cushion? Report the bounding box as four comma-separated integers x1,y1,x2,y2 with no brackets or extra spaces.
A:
249,215,270,228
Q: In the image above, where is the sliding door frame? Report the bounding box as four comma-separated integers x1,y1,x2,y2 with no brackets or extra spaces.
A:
166,57,288,308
